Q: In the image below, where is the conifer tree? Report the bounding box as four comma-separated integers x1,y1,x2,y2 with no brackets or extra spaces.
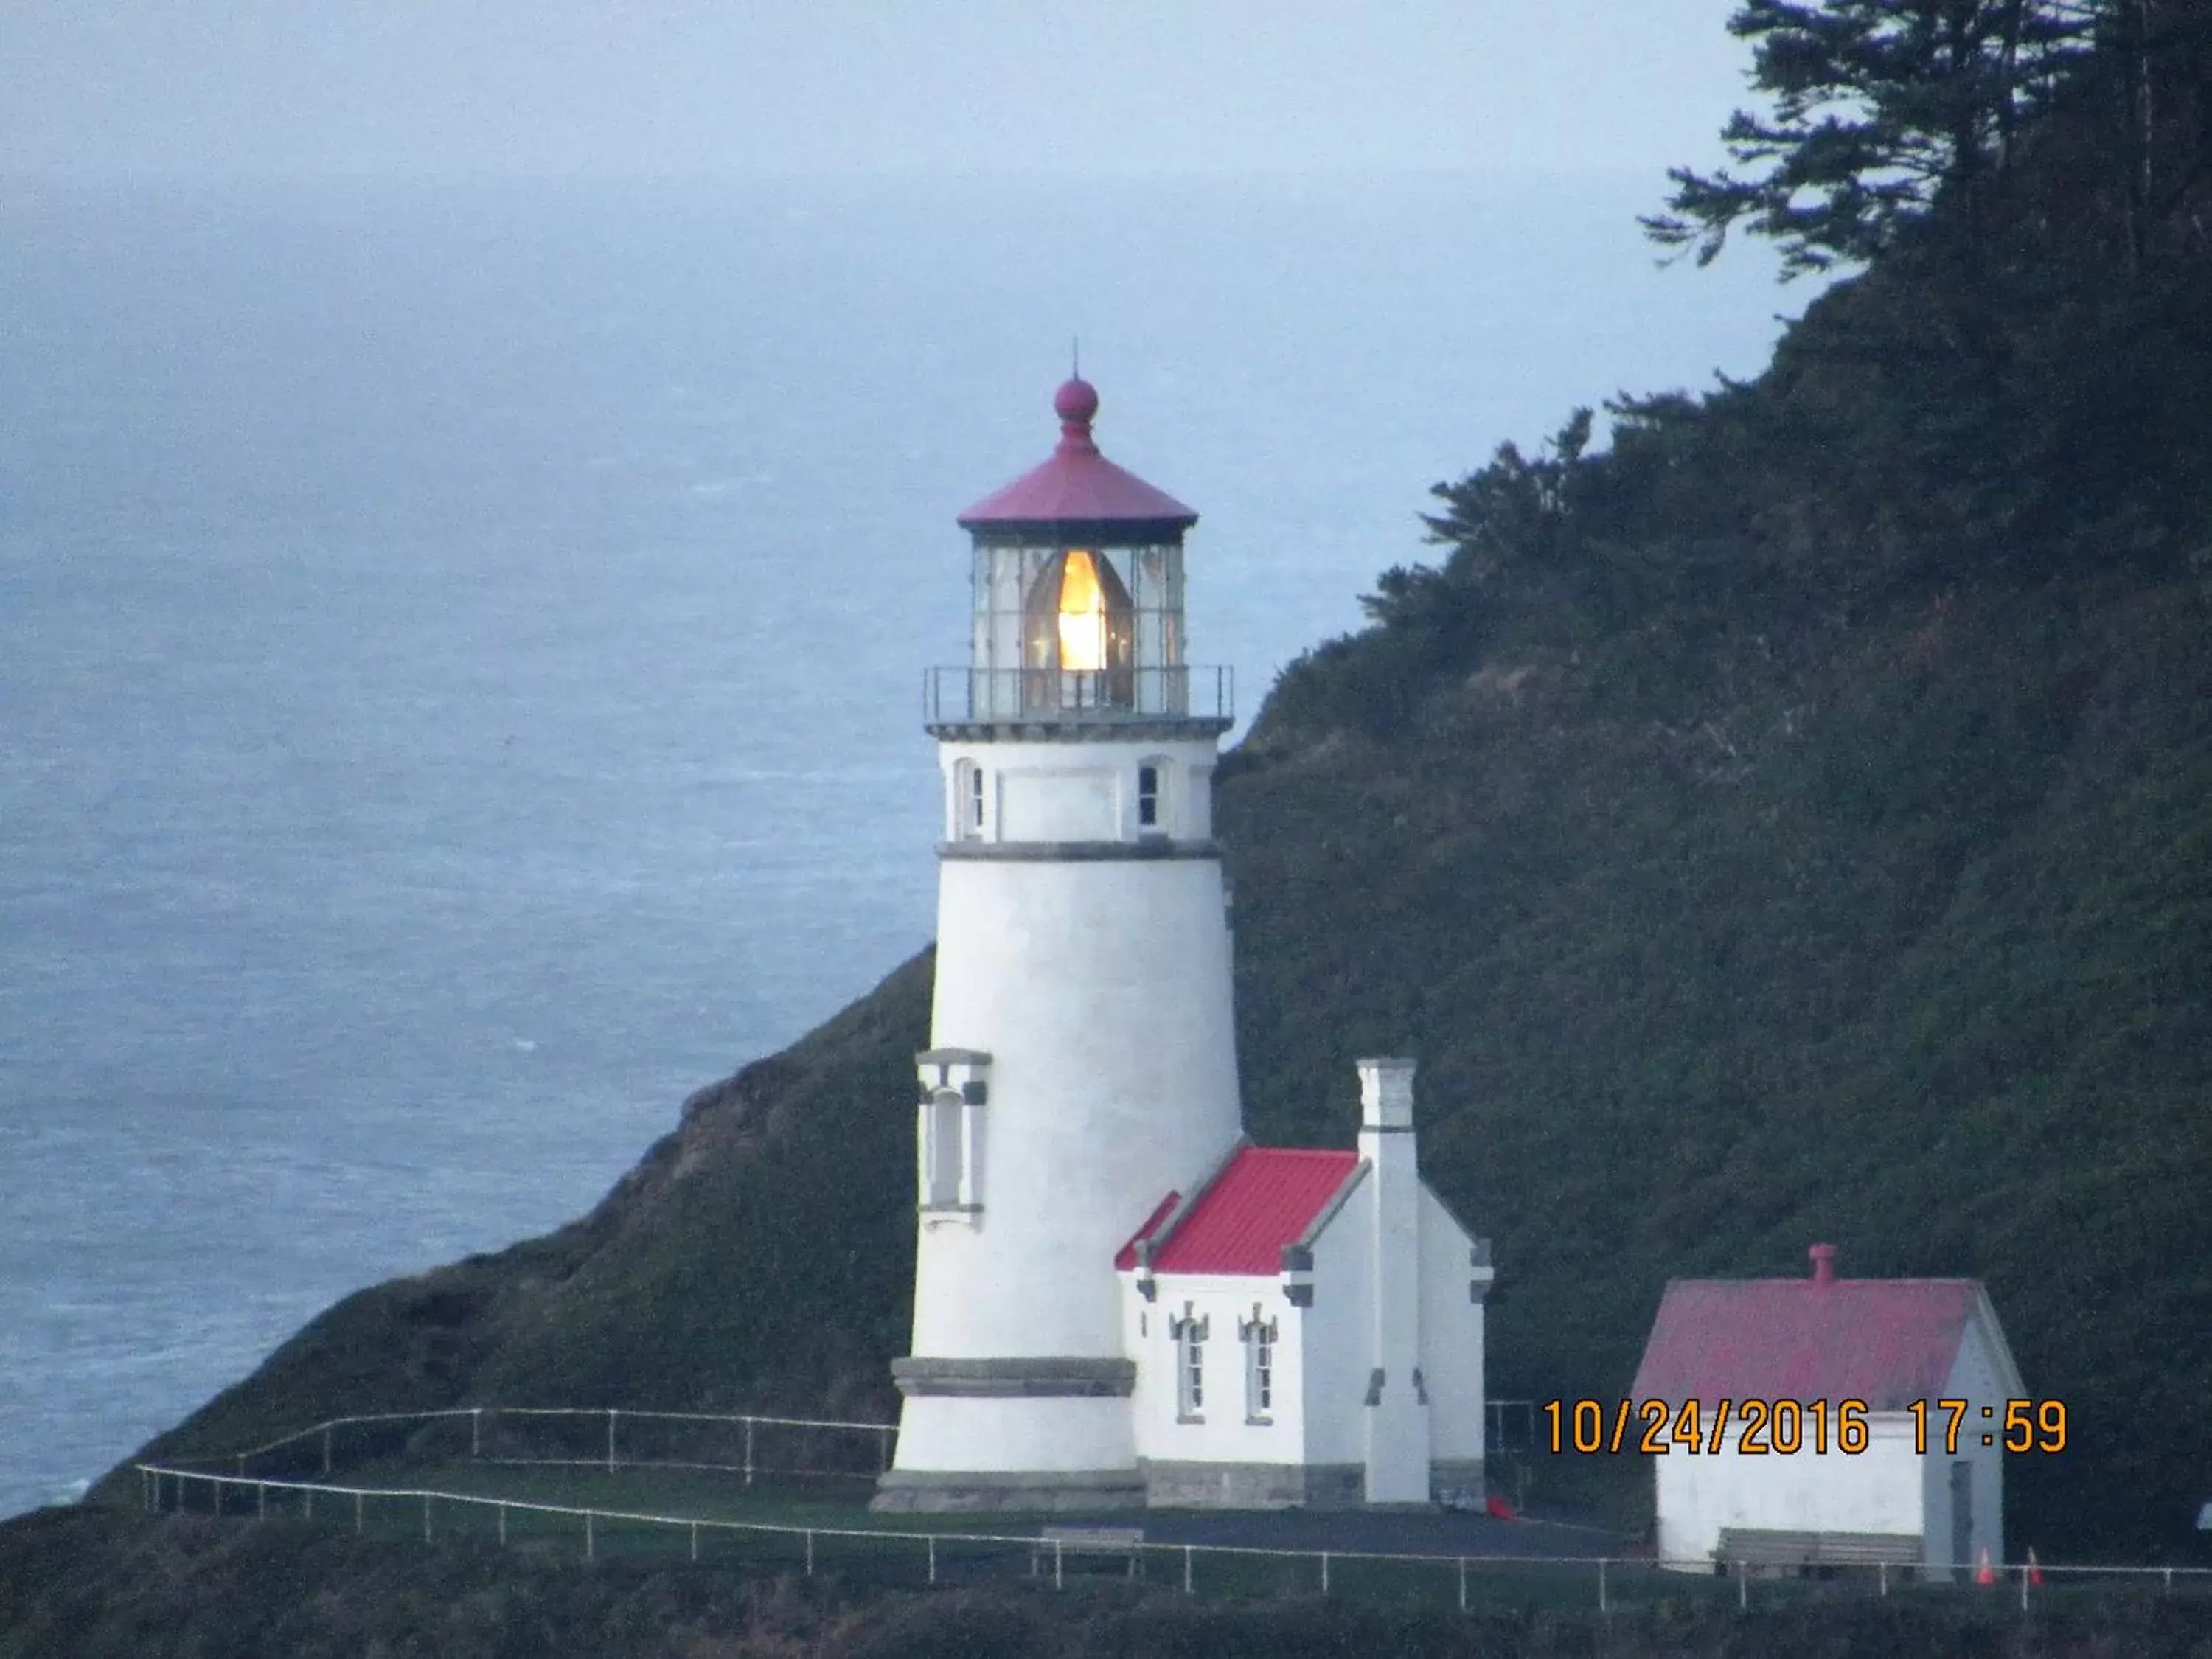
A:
1644,0,2098,276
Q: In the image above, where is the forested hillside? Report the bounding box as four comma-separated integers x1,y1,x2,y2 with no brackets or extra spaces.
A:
1236,0,2212,1553
104,0,2212,1562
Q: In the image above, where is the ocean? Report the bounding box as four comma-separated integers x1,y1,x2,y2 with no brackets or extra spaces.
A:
0,172,1795,1517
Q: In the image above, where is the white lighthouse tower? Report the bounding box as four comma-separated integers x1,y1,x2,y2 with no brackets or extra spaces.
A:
874,377,1244,1512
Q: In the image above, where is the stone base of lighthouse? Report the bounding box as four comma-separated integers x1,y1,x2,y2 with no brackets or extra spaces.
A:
870,1375,1144,1513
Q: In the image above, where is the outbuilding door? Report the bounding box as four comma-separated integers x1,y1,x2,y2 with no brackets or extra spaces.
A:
1950,1461,1973,1568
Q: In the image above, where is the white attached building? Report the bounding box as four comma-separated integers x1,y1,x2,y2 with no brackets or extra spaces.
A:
1117,1060,1492,1508
1632,1244,2026,1575
873,378,1492,1512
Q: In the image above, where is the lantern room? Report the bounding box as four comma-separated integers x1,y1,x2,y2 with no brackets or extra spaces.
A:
940,378,1221,725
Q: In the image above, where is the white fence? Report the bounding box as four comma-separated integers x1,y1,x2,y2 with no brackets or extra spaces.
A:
161,1405,896,1488
181,1401,1548,1493
136,1456,2212,1616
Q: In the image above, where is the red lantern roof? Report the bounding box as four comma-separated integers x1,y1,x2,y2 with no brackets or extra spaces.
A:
959,377,1197,536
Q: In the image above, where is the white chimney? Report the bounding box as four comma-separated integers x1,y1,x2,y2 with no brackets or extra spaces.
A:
1356,1057,1430,1504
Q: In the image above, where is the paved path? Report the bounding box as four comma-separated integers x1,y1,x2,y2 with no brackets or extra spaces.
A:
1021,1506,1626,1560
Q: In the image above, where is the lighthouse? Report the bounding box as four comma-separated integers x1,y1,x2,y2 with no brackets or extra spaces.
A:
874,377,1243,1512
875,379,1495,1514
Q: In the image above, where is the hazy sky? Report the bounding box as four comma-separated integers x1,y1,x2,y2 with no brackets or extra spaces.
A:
4,1,1759,181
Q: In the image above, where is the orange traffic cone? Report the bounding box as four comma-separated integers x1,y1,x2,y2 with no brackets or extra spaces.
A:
2028,1547,2044,1587
1975,1545,1996,1585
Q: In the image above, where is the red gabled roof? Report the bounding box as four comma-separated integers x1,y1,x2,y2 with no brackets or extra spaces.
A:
959,378,1197,533
1113,1191,1180,1272
1632,1276,1983,1411
1117,1146,1362,1277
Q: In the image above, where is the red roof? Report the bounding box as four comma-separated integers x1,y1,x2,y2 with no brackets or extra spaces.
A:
959,377,1197,533
1113,1192,1181,1272
1632,1276,1983,1411
1117,1147,1361,1276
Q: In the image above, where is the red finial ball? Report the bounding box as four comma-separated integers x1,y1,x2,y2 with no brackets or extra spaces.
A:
1054,376,1099,425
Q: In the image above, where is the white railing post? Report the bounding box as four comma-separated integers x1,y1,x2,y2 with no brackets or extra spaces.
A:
472,1408,482,1461
606,1408,618,1474
1458,1556,1467,1612
1054,1540,1064,1590
1739,1562,1748,1611
804,1531,814,1576
322,1425,333,1475
1599,1558,1609,1614
1184,1545,1194,1595
744,1419,755,1486
2020,1564,2029,1613
689,1521,698,1563
1879,1561,1887,1598
928,1535,937,1585
498,1504,507,1547
585,1513,595,1561
1321,1551,1330,1595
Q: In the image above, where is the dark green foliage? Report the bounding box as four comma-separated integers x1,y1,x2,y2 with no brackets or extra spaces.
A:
1231,572,2212,1557
1234,7,2211,1555
1644,0,2098,276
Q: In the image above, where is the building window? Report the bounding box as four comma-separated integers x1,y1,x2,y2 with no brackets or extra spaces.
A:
923,1089,964,1208
1170,1305,1209,1420
1136,762,1161,830
1057,549,1109,671
1241,1307,1277,1422
913,1053,988,1222
1020,549,1135,709
952,761,984,840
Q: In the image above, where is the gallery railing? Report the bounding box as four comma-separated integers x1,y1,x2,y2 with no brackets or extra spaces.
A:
922,665,1232,726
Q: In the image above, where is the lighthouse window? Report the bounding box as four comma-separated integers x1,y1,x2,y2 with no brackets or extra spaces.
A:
1242,1309,1278,1422
952,761,984,840
1171,1307,1209,1420
1057,549,1108,672
1020,550,1135,709
1136,763,1161,830
924,1090,964,1208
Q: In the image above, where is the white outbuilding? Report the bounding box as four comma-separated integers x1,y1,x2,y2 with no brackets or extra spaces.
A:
1632,1244,2026,1576
872,378,1493,1512
1116,1060,1492,1509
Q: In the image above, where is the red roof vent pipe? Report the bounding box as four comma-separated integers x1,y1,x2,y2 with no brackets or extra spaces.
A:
1809,1242,1837,1287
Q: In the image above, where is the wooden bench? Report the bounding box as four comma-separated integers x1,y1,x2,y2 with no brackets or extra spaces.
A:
1033,1526,1147,1582
1716,1528,1921,1577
